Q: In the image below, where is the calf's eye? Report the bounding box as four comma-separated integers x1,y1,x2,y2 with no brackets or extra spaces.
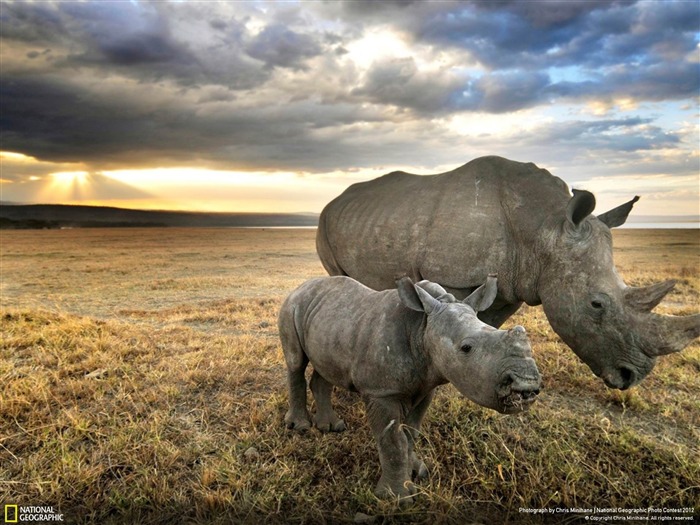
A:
460,344,473,353
591,300,604,309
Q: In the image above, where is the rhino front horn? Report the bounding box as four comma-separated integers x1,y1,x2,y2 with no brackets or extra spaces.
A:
625,280,676,311
650,313,700,356
508,325,527,339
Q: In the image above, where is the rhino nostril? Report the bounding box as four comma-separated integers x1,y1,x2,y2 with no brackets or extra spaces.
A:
619,366,635,390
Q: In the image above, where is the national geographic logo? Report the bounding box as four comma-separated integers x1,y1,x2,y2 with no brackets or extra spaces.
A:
4,506,17,523
4,506,64,522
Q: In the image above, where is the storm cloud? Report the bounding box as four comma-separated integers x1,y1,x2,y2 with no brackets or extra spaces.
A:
0,0,698,188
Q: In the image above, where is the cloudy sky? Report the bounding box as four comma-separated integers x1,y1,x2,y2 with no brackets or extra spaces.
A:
1,0,698,215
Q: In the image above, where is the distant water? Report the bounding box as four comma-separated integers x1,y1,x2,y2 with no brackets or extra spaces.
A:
622,222,699,229
622,215,699,229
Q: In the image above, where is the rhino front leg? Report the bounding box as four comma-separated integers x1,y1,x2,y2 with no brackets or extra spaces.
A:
405,390,434,481
365,397,414,501
309,370,346,432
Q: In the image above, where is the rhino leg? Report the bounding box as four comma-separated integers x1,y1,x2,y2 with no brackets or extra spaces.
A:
284,368,312,431
478,301,523,328
365,397,415,502
280,312,312,431
310,370,346,432
405,390,434,481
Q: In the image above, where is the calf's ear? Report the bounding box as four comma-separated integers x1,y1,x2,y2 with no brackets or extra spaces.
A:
464,274,498,312
397,277,440,314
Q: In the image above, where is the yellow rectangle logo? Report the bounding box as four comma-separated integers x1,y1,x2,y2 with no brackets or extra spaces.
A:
5,505,18,523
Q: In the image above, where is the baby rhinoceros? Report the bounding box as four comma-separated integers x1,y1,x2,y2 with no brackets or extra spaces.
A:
278,275,541,500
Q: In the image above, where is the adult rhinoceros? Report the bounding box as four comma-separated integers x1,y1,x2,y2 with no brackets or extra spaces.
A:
316,155,700,390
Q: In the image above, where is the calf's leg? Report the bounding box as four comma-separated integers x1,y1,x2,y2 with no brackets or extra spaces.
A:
405,390,433,480
309,370,346,432
365,397,414,500
284,366,311,431
279,309,312,431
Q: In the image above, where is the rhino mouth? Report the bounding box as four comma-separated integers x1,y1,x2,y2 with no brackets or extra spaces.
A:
499,390,539,413
497,374,541,413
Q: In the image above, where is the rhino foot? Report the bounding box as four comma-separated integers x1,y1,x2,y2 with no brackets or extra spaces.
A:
314,417,346,433
284,410,312,432
412,459,429,481
374,479,417,506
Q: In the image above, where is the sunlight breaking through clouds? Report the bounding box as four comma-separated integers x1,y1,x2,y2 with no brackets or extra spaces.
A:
0,1,697,214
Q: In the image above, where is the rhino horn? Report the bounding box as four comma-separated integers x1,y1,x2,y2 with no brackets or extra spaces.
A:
566,189,596,227
649,313,700,356
597,195,640,228
507,325,528,341
625,280,676,311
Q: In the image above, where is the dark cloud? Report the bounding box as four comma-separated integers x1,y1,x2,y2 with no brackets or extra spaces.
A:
473,0,632,28
353,62,554,114
351,57,465,113
467,71,552,113
245,25,323,70
548,61,700,104
0,0,697,178
523,118,681,152
400,1,698,70
93,32,191,66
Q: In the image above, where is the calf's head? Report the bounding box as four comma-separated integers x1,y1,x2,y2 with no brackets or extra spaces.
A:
539,190,700,390
398,276,541,414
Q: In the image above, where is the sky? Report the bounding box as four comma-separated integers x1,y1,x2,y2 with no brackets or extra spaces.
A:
1,0,699,216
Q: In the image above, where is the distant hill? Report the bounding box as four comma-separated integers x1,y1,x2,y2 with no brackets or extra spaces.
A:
0,204,319,229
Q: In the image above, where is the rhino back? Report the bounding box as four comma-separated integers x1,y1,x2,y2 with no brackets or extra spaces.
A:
318,156,570,295
286,276,429,396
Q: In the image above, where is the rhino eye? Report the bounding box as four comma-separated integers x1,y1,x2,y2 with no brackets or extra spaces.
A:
591,300,604,309
460,344,473,353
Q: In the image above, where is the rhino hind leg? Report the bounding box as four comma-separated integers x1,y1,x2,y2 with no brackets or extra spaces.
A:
284,366,312,431
310,370,346,432
280,312,312,431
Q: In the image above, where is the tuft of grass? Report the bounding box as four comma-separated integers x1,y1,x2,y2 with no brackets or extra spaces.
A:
1,228,699,523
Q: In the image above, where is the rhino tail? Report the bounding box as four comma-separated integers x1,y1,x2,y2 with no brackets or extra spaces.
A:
316,208,348,277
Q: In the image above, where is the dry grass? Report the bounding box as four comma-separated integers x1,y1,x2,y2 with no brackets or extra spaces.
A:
1,228,698,524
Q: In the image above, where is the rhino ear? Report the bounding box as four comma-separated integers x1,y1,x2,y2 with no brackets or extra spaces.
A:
397,277,440,314
597,196,640,228
464,274,498,312
566,189,596,227
416,280,449,298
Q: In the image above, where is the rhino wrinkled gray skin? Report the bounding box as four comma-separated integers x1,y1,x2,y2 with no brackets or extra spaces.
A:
278,275,540,499
316,156,700,391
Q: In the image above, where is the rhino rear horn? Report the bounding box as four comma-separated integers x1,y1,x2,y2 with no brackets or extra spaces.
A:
597,195,640,228
625,280,676,311
566,189,596,227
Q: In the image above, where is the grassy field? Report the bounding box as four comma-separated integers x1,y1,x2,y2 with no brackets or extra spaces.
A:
1,227,698,524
